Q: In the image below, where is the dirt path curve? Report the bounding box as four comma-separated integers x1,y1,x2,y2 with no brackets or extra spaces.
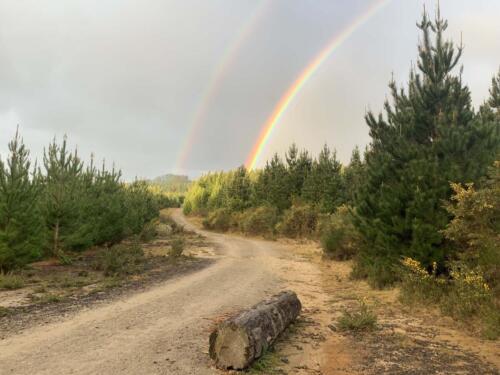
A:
0,210,286,375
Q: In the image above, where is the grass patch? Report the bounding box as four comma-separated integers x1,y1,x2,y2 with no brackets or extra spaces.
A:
0,272,25,290
169,238,185,258
94,243,145,276
0,306,11,317
33,293,65,304
338,300,377,332
247,349,283,374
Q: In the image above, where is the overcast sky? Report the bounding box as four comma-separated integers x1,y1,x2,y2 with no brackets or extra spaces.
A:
0,0,499,180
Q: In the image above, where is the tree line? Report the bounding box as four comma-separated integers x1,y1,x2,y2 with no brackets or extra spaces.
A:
0,133,160,271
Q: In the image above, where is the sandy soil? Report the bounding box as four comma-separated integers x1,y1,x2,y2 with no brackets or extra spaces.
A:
0,210,498,375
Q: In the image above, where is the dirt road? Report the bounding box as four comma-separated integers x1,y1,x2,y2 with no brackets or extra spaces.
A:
1,210,499,375
0,210,286,375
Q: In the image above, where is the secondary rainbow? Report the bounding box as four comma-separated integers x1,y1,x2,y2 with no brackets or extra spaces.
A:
245,0,392,169
174,1,270,173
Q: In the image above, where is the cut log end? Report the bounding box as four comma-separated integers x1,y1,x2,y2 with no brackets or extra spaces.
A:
210,324,250,370
209,291,302,370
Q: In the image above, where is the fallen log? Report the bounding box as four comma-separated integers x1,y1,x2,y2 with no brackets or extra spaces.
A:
209,290,302,370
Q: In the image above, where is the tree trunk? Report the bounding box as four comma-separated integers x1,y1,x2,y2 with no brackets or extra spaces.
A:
209,290,301,370
53,220,60,256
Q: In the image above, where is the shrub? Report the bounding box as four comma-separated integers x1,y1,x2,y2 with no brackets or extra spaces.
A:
337,300,377,332
0,272,25,290
139,220,158,242
442,263,493,319
442,163,500,295
239,206,278,236
169,238,185,258
94,243,145,276
400,257,499,339
202,208,232,232
278,203,318,238
399,257,444,304
352,256,399,289
319,206,360,261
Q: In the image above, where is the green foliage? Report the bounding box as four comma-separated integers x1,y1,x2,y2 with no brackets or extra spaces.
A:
0,130,45,270
0,272,25,290
253,154,292,212
169,238,185,258
343,147,365,205
247,348,282,374
239,206,278,236
278,202,318,238
183,144,347,237
302,144,344,213
285,143,312,198
337,300,377,332
442,161,500,294
139,221,158,242
0,130,160,270
94,243,145,276
320,206,360,260
400,257,499,339
202,208,233,232
148,174,191,194
353,10,500,287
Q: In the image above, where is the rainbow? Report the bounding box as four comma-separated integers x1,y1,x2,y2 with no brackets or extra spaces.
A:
245,0,392,169
175,1,271,172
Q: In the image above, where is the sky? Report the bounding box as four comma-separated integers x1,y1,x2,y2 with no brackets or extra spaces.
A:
0,0,499,180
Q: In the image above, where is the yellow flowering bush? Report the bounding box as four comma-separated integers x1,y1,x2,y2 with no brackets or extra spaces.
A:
443,161,500,293
400,257,445,304
400,256,499,338
444,263,493,319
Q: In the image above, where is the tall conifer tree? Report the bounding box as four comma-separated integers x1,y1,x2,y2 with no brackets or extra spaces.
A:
354,9,499,286
0,130,45,270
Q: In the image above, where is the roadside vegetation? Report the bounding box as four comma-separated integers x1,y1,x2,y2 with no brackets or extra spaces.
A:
0,132,165,272
184,10,500,339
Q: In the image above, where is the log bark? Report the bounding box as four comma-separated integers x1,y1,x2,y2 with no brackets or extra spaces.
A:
209,290,302,370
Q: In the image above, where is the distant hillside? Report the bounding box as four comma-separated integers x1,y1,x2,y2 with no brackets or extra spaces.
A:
149,174,191,193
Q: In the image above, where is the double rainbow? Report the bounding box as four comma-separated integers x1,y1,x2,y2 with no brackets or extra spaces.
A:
175,1,271,172
245,0,392,169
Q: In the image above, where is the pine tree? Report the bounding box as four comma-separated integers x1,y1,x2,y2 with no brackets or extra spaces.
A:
253,153,291,211
343,146,365,205
488,69,500,114
302,144,343,213
226,166,252,211
354,9,500,286
0,130,45,270
42,137,84,257
286,144,312,198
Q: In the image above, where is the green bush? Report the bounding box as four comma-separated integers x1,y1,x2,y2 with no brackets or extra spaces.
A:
169,238,185,258
278,203,318,238
400,257,499,339
239,206,278,236
443,163,500,295
352,256,398,289
94,243,145,276
319,206,360,261
139,220,158,242
0,272,25,290
202,208,232,232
